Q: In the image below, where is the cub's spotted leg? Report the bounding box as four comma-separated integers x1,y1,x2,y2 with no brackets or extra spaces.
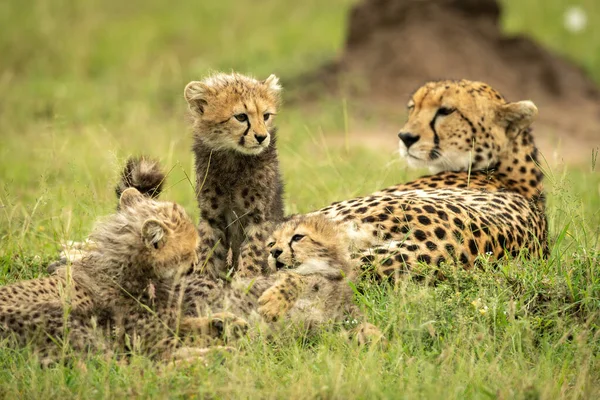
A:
180,312,249,341
257,273,306,322
352,322,387,347
195,221,228,279
237,222,276,278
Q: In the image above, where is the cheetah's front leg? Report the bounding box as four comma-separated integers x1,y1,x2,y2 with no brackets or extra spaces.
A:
195,221,228,279
237,222,276,278
257,273,306,322
180,312,249,342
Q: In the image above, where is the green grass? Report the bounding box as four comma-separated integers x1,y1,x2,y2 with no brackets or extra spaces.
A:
1,0,600,398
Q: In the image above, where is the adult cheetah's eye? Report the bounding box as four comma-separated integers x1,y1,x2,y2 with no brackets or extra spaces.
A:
267,241,275,248
291,234,305,242
234,113,248,122
263,113,271,121
437,107,455,116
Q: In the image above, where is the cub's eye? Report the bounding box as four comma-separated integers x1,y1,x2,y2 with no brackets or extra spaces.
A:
291,234,305,242
263,113,271,121
234,113,248,122
267,241,275,248
437,107,455,116
407,103,414,110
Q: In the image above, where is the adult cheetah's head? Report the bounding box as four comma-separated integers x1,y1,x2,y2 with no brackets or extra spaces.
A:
397,80,538,173
266,215,350,279
90,188,200,282
184,73,281,155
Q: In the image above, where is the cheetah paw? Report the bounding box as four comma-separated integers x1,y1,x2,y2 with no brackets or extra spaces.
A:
354,323,388,348
181,312,249,340
258,288,290,322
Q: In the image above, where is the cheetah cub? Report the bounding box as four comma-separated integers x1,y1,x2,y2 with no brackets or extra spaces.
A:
174,215,384,346
0,188,226,364
184,73,285,279
256,215,384,344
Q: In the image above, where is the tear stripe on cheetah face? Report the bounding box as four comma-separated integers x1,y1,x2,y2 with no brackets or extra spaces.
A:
398,79,544,203
185,73,281,155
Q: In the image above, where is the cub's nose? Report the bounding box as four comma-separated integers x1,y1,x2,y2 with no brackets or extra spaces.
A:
270,248,283,259
398,132,420,149
255,134,268,144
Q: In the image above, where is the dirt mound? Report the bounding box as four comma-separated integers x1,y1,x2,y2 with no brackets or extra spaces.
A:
302,0,600,156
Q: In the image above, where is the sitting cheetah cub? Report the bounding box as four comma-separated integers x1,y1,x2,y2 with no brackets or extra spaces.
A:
0,188,226,364
184,73,285,278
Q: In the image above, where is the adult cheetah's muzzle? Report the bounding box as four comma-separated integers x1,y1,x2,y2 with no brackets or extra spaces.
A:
398,132,420,149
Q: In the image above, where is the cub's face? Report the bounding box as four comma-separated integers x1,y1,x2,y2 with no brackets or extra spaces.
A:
184,73,281,155
397,80,537,173
119,188,200,279
266,216,348,278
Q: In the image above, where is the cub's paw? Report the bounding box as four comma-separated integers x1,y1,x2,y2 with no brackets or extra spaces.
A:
210,312,249,339
354,323,388,348
48,239,96,274
168,346,235,367
181,312,249,340
258,287,291,322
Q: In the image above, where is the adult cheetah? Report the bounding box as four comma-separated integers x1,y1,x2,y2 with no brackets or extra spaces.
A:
314,80,548,279
376,79,545,209
184,73,285,279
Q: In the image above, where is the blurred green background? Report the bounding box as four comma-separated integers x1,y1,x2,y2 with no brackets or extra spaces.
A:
0,1,599,397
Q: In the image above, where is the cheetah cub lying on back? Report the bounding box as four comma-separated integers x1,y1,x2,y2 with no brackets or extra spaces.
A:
0,188,224,364
184,73,285,278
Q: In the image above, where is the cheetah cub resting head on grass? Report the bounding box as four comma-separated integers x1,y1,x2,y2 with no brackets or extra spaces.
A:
184,73,285,278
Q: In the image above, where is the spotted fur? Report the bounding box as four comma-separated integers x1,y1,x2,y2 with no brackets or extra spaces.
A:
314,80,548,279
0,188,204,364
176,215,383,345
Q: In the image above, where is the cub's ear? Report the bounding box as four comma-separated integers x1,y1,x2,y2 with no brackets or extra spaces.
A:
497,100,538,131
262,74,282,94
119,188,144,209
142,219,168,250
184,81,209,114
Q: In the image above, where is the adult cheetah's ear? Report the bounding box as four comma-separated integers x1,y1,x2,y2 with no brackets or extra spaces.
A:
262,74,282,95
119,188,144,209
184,81,210,114
497,100,538,132
142,219,168,250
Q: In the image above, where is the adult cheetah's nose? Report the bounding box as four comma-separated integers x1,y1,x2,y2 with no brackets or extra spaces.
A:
398,132,420,149
255,134,268,144
270,248,283,259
